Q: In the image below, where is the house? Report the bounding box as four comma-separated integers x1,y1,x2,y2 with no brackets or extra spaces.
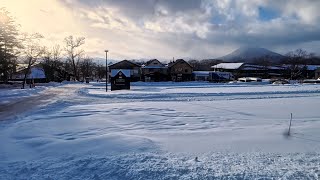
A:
11,64,46,83
305,65,320,79
168,59,193,81
141,59,169,81
108,60,141,82
111,69,131,91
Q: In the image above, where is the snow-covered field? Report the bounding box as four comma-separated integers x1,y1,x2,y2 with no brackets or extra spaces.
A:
1,82,320,179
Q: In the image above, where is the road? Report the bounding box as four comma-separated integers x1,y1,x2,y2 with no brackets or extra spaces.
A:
0,84,87,121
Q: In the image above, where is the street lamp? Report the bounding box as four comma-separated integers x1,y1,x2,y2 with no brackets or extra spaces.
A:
105,50,109,92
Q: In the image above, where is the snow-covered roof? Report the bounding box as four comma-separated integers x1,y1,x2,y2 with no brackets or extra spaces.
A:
111,69,131,77
212,63,244,70
268,66,286,70
13,67,46,79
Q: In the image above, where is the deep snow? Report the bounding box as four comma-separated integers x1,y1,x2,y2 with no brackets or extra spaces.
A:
0,82,320,179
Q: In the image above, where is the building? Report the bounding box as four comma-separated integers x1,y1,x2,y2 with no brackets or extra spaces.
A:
193,71,210,81
212,63,245,72
11,64,46,83
108,60,141,81
141,59,169,81
315,67,320,79
305,65,320,79
192,71,234,82
111,69,131,91
209,71,235,82
168,59,193,81
212,62,286,78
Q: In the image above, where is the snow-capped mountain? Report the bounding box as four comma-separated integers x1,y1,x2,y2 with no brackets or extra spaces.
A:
92,57,119,66
219,47,285,63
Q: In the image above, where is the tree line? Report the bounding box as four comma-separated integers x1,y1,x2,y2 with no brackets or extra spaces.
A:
0,8,106,88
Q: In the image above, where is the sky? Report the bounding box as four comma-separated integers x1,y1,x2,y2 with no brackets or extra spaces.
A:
1,0,320,61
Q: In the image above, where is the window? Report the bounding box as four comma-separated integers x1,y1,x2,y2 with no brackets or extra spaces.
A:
185,69,188,73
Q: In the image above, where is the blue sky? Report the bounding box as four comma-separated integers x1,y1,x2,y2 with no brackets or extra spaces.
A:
258,7,279,21
1,0,319,60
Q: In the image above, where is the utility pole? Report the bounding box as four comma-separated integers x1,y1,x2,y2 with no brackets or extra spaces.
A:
105,50,108,92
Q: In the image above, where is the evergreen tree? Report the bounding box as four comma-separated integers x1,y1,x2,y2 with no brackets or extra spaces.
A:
0,8,21,82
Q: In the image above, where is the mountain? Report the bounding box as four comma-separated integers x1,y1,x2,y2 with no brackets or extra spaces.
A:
92,57,119,66
218,47,285,63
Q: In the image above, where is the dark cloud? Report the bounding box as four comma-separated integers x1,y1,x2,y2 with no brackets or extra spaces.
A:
58,0,320,58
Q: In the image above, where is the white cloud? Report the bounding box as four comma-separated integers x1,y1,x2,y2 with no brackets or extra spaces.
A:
1,0,320,59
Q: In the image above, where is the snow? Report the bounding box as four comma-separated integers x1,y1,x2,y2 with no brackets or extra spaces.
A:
0,86,45,105
1,82,320,179
0,82,61,105
212,63,287,71
29,67,46,79
81,82,320,102
212,62,244,69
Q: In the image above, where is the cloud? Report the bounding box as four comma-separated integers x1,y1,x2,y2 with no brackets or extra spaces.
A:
2,0,320,59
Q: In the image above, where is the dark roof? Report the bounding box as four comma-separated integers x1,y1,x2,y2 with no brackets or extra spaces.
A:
108,60,141,68
168,59,193,68
145,59,164,66
143,59,166,68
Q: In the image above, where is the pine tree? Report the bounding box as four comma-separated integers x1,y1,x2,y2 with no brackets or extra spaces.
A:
0,8,21,82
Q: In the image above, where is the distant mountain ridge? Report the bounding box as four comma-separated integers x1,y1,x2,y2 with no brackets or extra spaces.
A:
92,57,118,66
218,47,285,63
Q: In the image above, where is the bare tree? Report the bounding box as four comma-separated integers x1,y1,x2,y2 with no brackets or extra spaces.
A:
21,33,45,89
284,49,310,79
253,55,272,78
42,45,63,82
94,64,106,80
79,56,96,81
188,59,222,71
188,60,201,71
64,35,85,81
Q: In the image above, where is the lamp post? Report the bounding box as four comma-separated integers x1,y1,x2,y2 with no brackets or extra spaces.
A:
105,50,108,92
